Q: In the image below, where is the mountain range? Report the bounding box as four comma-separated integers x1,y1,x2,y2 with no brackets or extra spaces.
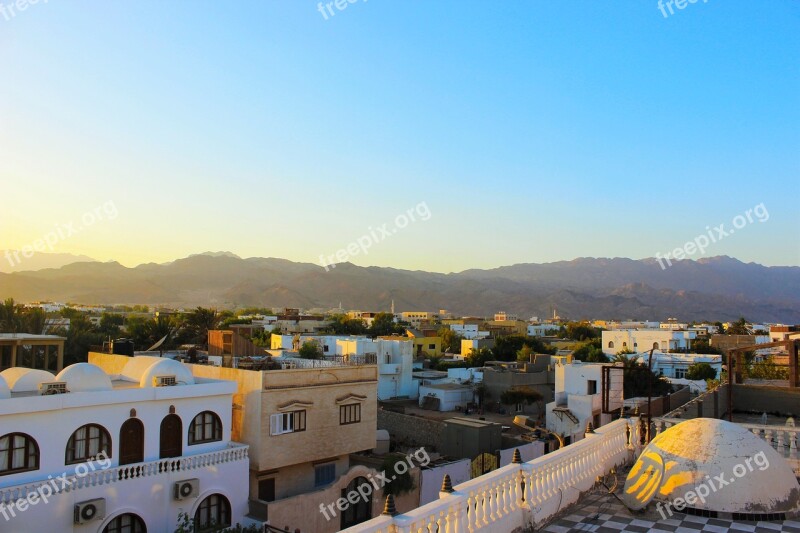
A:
1,253,798,323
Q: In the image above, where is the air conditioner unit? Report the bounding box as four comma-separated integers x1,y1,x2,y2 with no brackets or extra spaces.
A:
154,375,177,387
40,381,68,395
74,498,105,524
174,478,200,501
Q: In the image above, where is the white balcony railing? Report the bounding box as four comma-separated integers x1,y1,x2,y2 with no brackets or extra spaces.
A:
0,443,249,504
342,418,636,532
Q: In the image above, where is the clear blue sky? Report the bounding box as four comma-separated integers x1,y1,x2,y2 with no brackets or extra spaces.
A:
1,1,798,271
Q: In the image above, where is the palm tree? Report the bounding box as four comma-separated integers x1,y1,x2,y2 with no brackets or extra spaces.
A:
183,307,221,347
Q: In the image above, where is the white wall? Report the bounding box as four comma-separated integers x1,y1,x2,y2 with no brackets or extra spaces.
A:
418,460,471,505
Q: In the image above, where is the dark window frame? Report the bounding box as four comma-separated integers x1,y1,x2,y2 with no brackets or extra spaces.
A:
66,423,112,465
188,411,223,445
0,432,39,476
195,494,231,532
103,513,147,533
339,404,361,425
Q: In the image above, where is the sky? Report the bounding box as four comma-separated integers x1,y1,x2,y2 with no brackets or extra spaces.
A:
1,1,798,273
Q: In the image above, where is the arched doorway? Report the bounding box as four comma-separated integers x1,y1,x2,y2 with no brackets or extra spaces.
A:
340,476,372,529
159,414,182,459
119,418,144,465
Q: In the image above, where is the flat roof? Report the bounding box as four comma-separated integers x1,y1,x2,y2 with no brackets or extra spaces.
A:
0,333,66,341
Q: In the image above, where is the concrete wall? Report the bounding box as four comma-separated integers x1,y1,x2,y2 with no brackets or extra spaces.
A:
731,385,800,416
377,409,444,451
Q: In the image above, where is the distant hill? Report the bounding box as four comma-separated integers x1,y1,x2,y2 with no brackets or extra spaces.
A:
0,251,97,273
0,254,798,323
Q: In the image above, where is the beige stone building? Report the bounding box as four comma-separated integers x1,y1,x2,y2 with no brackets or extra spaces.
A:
187,359,380,531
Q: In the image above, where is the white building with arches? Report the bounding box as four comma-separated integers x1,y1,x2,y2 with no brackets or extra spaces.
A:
601,329,696,356
0,356,250,533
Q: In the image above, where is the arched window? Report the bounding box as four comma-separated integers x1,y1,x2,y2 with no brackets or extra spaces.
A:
188,411,222,445
0,433,39,476
653,342,660,350
622,342,627,348
608,341,614,349
103,513,146,533
66,424,112,464
195,494,231,531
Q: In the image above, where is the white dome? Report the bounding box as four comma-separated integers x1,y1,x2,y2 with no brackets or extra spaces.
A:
623,418,800,514
0,368,57,393
139,358,195,387
0,375,10,399
55,363,113,392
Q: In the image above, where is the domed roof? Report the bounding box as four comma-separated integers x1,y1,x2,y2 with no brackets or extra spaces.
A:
139,358,194,387
623,418,800,514
55,363,113,392
0,374,10,399
0,368,57,393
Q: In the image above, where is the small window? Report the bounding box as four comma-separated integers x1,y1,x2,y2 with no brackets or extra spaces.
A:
270,411,306,435
622,342,627,348
315,463,336,487
587,380,597,395
675,368,686,379
66,424,112,464
608,341,614,349
189,411,222,445
340,404,361,425
0,433,39,475
428,344,435,350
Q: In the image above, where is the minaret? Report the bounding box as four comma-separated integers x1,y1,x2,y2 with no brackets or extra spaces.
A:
391,299,395,314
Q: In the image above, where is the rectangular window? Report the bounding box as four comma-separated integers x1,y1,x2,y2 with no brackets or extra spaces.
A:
675,368,686,379
587,380,597,395
270,410,306,435
314,463,336,487
428,344,435,350
339,404,361,425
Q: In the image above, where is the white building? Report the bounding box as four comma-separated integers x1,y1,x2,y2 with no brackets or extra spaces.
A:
545,358,619,444
0,357,250,533
601,329,696,356
527,324,558,337
448,324,489,340
617,351,723,379
271,334,417,400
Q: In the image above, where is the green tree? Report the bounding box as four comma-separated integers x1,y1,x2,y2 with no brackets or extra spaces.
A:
726,317,749,335
500,386,543,407
465,347,494,367
572,338,608,362
183,307,221,346
747,357,789,380
612,352,671,399
559,322,600,341
438,327,463,354
368,312,404,337
380,454,416,497
492,335,556,361
686,362,717,380
326,313,367,335
298,341,323,360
